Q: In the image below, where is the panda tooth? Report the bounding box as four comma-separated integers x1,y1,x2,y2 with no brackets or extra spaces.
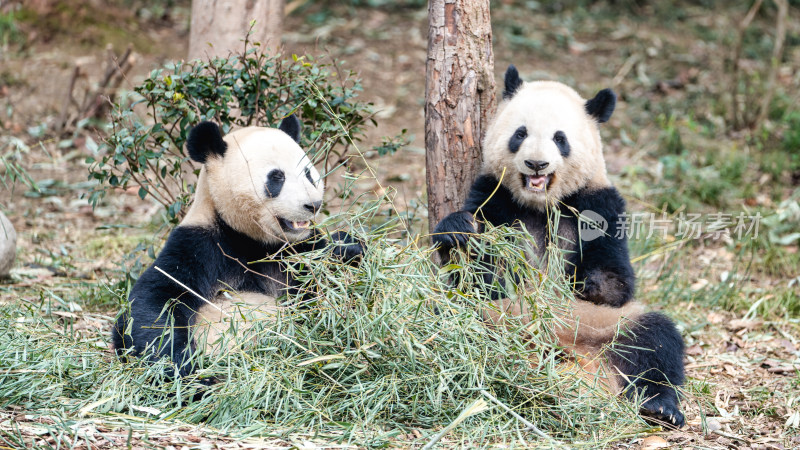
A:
525,174,549,191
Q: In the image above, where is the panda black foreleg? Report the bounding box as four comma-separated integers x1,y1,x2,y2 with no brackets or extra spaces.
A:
113,266,208,379
432,210,479,262
129,300,199,376
116,298,216,403
609,311,686,428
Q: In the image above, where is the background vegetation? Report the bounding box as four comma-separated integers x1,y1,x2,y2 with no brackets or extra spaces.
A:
0,0,799,447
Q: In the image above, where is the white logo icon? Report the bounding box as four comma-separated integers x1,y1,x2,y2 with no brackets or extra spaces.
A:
579,210,607,242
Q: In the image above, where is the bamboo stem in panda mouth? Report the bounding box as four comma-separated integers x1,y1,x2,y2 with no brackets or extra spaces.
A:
154,265,230,317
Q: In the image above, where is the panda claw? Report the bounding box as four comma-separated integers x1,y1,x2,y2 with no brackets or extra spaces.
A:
640,396,685,429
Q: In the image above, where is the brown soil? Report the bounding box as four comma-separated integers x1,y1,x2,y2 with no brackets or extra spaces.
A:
2,1,799,448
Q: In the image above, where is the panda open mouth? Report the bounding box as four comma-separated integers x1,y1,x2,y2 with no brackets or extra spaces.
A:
278,218,312,232
522,173,553,192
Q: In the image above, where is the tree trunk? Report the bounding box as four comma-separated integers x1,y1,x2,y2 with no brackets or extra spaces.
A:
188,0,284,60
425,0,496,235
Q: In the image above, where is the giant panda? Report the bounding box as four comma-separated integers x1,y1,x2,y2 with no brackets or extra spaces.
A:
112,115,363,378
432,66,686,427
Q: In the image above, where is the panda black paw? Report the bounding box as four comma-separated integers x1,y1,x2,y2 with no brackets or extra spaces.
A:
581,269,632,307
329,230,365,264
432,211,478,253
640,392,685,429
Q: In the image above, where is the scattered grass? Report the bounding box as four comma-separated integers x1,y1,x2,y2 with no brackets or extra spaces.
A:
84,232,150,261
0,220,657,447
3,0,799,446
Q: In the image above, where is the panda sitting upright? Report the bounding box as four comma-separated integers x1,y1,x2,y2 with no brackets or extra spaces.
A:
113,115,362,378
433,66,686,427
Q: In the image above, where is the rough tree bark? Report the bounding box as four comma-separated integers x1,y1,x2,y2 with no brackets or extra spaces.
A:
425,0,496,235
188,0,285,60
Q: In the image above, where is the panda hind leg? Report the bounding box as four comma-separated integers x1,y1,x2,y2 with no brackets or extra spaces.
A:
610,311,686,428
112,310,132,357
114,294,201,380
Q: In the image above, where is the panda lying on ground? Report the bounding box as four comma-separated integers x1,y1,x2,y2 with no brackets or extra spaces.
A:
433,65,686,427
112,115,362,378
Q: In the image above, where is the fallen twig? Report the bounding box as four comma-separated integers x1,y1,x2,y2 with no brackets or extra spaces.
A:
56,45,134,133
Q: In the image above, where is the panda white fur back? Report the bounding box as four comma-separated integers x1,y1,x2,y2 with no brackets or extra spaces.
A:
433,66,686,427
113,115,362,377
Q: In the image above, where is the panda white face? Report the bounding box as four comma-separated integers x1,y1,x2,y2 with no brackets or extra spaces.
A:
206,127,324,244
483,73,614,210
185,117,324,245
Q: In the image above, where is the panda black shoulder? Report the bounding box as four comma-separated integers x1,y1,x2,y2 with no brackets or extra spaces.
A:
463,175,511,211
568,186,627,218
463,174,528,226
137,224,226,300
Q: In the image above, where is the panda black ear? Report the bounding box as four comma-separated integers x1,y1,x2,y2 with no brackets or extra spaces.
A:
278,114,301,143
503,65,523,100
187,121,227,164
585,89,616,123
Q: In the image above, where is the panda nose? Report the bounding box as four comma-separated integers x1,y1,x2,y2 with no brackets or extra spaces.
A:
525,160,549,172
304,201,322,214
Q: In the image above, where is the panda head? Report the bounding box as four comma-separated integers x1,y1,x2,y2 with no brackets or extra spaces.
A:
185,115,324,245
483,65,616,210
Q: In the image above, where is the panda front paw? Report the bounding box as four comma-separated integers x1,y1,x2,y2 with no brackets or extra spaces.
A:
329,230,365,264
582,269,632,307
432,211,478,253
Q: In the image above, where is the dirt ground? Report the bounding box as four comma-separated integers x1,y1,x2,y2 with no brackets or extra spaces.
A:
1,1,799,448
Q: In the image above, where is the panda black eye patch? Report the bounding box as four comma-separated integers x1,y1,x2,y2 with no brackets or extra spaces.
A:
265,169,285,198
553,131,570,157
305,167,315,185
508,126,528,153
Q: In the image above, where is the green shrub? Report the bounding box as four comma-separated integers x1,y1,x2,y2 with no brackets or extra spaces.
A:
0,11,25,50
781,111,800,158
87,32,405,225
